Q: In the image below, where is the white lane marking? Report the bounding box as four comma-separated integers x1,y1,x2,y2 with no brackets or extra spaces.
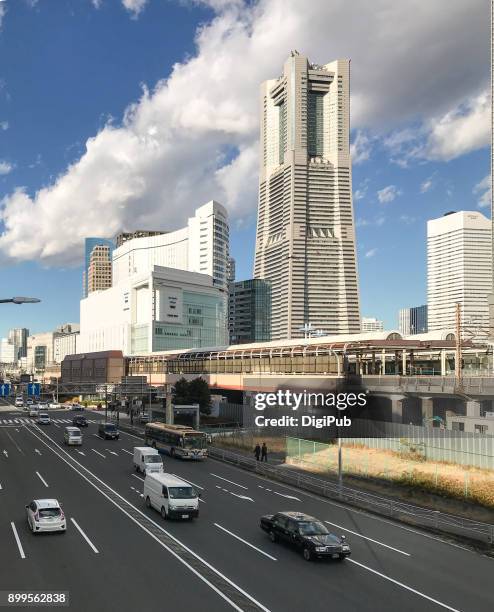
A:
34,449,41,455
272,491,301,501
35,471,49,487
121,449,133,455
132,473,144,481
210,473,248,490
77,451,86,456
348,559,461,612
214,523,277,561
25,426,270,612
199,498,206,504
119,430,145,442
53,424,60,428
324,520,410,556
91,449,106,459
3,450,8,457
0,482,2,489
230,492,254,502
11,522,26,559
70,518,99,554
169,473,204,490
105,449,118,456
5,430,25,455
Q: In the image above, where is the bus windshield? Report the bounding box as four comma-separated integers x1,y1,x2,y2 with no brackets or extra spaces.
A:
183,434,206,449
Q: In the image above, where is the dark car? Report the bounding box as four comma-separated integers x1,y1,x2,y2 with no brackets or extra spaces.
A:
72,415,88,428
260,511,351,561
98,422,119,440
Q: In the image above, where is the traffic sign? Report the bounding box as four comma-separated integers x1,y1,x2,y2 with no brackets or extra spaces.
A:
0,383,11,397
27,382,40,396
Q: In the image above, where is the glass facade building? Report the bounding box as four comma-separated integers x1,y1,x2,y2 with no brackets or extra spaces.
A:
229,279,271,344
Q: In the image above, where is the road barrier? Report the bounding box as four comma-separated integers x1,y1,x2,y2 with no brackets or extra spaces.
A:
208,446,494,546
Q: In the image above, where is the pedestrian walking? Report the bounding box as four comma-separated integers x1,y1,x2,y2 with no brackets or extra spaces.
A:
254,443,261,461
261,442,268,462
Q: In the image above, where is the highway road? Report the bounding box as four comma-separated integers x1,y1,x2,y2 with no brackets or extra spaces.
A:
0,407,492,612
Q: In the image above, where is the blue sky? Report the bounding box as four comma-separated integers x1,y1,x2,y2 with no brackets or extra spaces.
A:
0,0,490,338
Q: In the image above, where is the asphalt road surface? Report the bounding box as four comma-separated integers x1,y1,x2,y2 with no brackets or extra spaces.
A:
0,408,493,612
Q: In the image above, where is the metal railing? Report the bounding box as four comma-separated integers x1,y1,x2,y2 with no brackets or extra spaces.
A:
208,446,494,545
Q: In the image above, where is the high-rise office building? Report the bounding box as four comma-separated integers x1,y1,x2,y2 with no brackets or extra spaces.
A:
361,317,384,332
427,211,492,336
112,201,230,291
87,244,112,294
399,305,428,336
254,52,360,339
228,279,271,344
227,256,236,284
8,327,29,359
83,238,114,297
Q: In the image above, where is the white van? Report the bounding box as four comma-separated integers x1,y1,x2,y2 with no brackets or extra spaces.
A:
15,397,24,408
64,426,82,446
133,447,163,475
144,473,200,520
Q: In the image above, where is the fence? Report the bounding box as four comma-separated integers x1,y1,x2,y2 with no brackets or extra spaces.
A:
208,446,494,545
349,419,494,469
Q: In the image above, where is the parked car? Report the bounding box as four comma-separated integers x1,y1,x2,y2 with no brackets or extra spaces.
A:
260,512,351,561
64,426,82,446
25,499,66,534
37,412,51,425
98,422,119,440
72,415,88,428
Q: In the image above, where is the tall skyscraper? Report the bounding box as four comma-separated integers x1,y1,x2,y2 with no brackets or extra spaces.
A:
8,327,29,359
399,305,428,336
254,52,360,339
427,211,492,336
83,238,114,297
87,244,112,294
361,317,384,332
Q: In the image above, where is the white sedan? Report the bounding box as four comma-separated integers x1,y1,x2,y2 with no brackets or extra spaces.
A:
26,499,66,534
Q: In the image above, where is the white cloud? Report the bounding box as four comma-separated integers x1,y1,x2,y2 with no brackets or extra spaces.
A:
377,185,402,204
365,248,377,259
0,160,13,175
91,0,102,8
0,0,491,265
0,3,6,30
420,173,436,193
121,0,147,18
473,174,491,209
0,120,8,131
350,130,372,164
400,214,416,225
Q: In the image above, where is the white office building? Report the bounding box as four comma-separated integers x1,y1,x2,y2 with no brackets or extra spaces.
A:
112,201,230,291
399,305,428,336
79,265,228,355
254,52,360,339
0,338,16,364
54,332,79,363
427,211,492,337
361,317,384,332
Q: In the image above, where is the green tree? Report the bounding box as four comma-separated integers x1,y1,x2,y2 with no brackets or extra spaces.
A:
172,377,211,415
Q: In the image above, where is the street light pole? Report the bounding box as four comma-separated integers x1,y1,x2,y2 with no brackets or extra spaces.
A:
0,297,41,304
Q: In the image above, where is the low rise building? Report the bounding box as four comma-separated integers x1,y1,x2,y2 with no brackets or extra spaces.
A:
79,265,228,355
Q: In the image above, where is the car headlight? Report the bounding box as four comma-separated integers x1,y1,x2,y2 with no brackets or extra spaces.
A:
342,545,350,551
315,546,326,552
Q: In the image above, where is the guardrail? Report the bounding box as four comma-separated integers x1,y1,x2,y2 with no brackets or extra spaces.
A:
208,446,494,546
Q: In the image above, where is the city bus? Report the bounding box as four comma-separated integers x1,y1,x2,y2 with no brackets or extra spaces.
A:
144,423,208,460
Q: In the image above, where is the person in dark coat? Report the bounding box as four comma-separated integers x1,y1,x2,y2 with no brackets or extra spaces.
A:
261,442,268,462
254,443,261,461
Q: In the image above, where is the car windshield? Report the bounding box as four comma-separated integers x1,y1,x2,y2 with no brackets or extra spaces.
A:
39,414,48,418
104,425,117,431
69,431,80,436
168,486,195,499
146,456,162,463
39,508,61,518
297,521,330,536
183,434,206,449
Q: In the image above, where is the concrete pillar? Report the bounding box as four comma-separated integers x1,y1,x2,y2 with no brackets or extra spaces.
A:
402,351,407,376
371,352,376,375
421,397,434,425
466,400,481,417
440,350,446,376
193,404,200,430
381,349,386,375
391,395,405,423
394,351,399,375
165,384,173,424
336,355,342,377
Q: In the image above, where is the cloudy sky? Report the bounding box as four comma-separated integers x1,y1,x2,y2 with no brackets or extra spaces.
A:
0,0,491,338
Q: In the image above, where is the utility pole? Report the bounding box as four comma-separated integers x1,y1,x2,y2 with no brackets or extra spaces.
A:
455,302,463,391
